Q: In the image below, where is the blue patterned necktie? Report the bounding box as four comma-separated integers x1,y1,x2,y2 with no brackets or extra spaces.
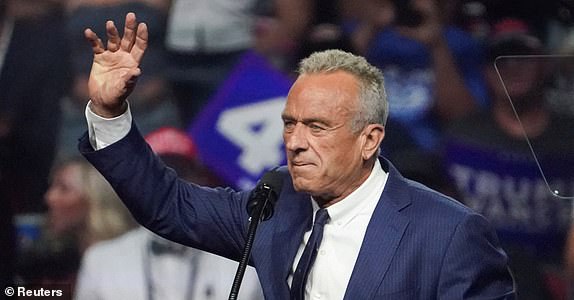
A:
290,208,330,300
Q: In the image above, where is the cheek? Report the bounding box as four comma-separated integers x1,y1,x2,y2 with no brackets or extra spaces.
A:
318,138,360,165
56,194,87,215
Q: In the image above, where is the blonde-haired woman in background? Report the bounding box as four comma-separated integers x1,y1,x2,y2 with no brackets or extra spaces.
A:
16,157,136,289
82,160,137,248
75,127,264,300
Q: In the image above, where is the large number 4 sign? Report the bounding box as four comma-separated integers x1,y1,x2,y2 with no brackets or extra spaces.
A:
217,97,286,176
189,51,292,189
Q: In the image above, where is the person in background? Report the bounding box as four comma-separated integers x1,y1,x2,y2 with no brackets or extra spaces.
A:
0,1,69,291
75,127,263,300
543,29,574,119
57,0,178,159
165,0,311,126
0,0,70,214
164,0,261,126
78,13,514,298
443,19,574,299
553,23,574,300
16,157,136,289
349,0,487,170
255,0,346,72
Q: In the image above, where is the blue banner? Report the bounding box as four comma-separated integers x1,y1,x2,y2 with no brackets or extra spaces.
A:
444,140,574,260
189,51,293,190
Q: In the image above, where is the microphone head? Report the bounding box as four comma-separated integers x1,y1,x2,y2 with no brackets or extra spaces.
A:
246,167,284,220
260,168,284,195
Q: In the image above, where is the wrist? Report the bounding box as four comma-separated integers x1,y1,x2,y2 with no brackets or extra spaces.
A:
89,101,128,118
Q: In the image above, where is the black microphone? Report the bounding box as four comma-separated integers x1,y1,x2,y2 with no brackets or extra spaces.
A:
229,168,283,300
246,168,284,221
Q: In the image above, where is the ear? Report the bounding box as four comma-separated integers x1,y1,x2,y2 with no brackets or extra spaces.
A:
361,124,385,160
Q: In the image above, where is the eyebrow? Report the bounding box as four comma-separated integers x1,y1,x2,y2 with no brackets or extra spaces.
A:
281,114,330,126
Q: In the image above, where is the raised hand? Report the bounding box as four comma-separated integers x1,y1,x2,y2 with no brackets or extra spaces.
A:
84,12,148,118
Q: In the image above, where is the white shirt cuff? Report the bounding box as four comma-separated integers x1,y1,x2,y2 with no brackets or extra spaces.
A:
85,101,132,150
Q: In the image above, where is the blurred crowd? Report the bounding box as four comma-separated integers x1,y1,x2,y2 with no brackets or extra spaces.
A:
1,0,574,299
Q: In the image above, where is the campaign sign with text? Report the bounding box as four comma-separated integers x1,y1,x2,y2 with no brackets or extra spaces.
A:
189,51,292,190
445,140,574,261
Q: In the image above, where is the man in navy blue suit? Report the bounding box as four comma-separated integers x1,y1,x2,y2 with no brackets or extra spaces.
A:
79,13,515,299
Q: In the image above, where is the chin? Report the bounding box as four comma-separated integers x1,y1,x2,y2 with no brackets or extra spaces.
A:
291,177,315,194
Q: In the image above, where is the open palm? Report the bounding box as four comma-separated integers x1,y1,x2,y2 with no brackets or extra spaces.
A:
84,12,148,118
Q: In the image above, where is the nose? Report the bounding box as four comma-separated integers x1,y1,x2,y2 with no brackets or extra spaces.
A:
284,123,308,152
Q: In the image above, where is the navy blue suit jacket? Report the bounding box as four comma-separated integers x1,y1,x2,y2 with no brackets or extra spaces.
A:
79,125,515,299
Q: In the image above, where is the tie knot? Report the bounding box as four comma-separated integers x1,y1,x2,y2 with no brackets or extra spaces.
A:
314,209,330,227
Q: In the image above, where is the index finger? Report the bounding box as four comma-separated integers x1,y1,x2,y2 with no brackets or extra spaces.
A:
84,28,105,54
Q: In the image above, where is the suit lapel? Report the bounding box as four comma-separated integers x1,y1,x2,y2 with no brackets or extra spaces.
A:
344,158,412,299
268,190,313,299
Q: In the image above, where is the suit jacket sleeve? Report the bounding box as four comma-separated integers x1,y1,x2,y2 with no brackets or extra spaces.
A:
438,212,515,299
78,124,251,261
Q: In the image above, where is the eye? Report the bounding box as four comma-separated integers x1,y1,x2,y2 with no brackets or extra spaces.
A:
308,123,325,133
283,120,296,132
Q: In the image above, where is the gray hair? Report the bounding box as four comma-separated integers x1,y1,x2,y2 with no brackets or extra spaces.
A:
298,49,389,131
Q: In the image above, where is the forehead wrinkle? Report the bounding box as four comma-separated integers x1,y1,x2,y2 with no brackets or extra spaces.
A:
283,110,351,129
285,71,360,124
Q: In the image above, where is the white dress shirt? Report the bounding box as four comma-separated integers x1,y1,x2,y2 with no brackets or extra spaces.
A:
85,103,389,299
85,102,132,150
288,160,387,299
75,227,263,300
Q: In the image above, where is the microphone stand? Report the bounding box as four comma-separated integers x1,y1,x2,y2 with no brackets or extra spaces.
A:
228,187,274,300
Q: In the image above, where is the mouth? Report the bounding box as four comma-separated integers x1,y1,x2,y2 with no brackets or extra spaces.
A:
290,163,315,172
291,161,312,167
